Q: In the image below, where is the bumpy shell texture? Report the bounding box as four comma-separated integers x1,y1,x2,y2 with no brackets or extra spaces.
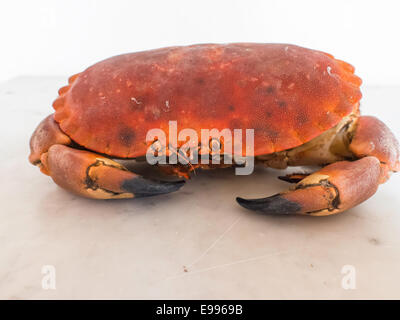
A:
53,43,362,158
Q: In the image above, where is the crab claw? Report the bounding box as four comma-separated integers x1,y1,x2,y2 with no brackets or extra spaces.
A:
237,157,383,216
40,144,184,199
29,115,185,199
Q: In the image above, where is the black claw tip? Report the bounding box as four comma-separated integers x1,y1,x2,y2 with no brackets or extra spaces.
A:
278,175,299,183
278,174,307,184
122,177,185,197
236,194,302,215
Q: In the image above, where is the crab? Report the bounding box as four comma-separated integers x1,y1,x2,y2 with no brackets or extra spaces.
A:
29,43,400,216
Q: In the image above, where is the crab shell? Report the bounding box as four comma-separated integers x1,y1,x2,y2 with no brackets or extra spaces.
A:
52,43,362,158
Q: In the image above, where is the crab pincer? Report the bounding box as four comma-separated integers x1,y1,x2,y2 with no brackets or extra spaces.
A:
30,115,184,199
237,116,400,216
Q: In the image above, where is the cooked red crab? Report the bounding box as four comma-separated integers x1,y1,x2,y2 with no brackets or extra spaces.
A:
29,43,400,216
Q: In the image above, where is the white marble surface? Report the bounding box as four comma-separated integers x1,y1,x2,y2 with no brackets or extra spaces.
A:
0,77,399,299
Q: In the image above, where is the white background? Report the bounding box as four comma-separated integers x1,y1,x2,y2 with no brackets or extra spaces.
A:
1,0,400,85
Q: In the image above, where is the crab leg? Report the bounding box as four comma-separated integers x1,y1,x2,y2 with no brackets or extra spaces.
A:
29,114,72,174
29,115,184,199
237,116,400,216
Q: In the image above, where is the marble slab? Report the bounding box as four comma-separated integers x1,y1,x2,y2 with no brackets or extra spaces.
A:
0,77,399,299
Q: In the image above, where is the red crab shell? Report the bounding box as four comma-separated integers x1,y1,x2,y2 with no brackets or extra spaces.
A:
52,43,362,158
